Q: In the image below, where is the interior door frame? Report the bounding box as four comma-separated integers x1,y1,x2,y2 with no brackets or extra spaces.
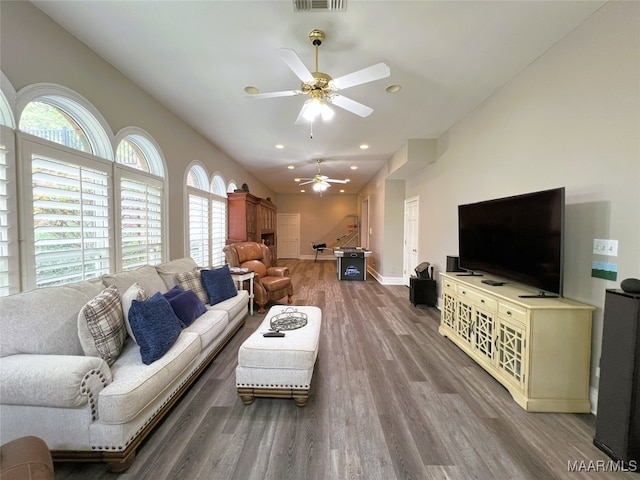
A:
360,196,370,249
403,195,419,286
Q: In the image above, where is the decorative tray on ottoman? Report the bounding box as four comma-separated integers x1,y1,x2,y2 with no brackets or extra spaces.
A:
270,307,308,331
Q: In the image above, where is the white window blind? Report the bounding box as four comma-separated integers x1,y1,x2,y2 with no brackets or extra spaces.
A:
211,195,226,267
0,131,19,296
188,192,209,267
31,155,110,287
120,175,163,270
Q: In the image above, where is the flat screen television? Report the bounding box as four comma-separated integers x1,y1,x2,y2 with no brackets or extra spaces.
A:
458,187,565,297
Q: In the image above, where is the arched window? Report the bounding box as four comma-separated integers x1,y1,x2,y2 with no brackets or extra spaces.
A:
186,164,211,267
17,87,113,288
210,173,228,267
115,128,166,270
185,167,228,268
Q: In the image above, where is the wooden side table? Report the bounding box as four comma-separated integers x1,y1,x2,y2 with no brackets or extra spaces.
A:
231,270,255,315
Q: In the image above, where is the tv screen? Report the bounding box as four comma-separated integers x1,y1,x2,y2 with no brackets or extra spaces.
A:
458,187,565,296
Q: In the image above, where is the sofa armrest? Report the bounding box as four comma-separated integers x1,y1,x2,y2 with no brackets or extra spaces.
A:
0,354,111,409
266,266,289,277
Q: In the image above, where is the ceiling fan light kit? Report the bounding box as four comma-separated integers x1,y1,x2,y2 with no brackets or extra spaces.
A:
247,28,390,124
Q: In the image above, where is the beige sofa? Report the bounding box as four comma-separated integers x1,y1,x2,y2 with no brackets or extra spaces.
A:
0,258,248,471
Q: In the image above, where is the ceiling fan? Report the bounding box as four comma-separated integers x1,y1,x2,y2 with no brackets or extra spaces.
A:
296,159,350,194
246,29,390,124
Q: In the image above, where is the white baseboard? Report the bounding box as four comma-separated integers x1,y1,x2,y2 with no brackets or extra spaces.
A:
367,267,405,285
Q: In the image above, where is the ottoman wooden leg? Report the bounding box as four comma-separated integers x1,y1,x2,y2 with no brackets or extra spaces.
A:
292,390,309,407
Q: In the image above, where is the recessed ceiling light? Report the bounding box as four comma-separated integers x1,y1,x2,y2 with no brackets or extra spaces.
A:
294,178,301,182
300,189,306,193
340,189,345,193
360,144,369,149
386,84,401,94
350,166,358,170
287,165,294,170
244,86,260,95
275,144,284,149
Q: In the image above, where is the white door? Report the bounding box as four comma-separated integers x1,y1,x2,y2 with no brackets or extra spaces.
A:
404,196,419,286
277,214,300,259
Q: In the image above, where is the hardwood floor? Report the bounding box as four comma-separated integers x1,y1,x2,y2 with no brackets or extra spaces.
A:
54,260,635,479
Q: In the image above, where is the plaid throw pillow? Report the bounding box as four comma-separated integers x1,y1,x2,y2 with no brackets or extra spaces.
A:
175,270,208,305
78,284,126,366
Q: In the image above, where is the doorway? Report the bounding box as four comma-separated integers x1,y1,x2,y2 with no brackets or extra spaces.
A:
361,196,369,249
277,213,300,259
403,196,419,286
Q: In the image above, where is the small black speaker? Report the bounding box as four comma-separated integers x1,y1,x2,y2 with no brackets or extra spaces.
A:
415,262,431,279
621,278,640,294
446,256,463,272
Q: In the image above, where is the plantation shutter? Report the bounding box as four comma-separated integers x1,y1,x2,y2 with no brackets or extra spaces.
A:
211,195,226,267
120,174,163,270
188,192,209,267
31,155,110,287
0,132,18,296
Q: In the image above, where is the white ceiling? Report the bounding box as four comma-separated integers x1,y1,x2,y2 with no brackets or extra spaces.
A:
32,0,605,195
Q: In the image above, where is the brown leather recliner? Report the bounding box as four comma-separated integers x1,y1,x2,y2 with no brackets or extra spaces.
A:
223,242,293,314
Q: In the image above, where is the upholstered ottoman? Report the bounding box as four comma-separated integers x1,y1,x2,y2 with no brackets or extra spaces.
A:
236,305,321,407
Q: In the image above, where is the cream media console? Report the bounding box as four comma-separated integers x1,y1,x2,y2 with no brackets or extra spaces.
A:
439,272,595,413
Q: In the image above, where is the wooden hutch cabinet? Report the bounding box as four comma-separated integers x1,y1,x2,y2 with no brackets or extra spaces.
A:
227,192,277,263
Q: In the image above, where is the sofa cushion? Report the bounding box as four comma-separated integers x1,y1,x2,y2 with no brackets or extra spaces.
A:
209,289,249,323
176,270,208,305
163,285,183,300
121,283,148,343
0,280,104,357
183,309,228,349
167,290,207,328
102,265,167,298
128,292,183,365
155,257,198,290
77,285,127,366
201,266,237,306
98,331,200,424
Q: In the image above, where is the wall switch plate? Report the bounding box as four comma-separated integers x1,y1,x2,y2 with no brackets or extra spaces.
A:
593,239,619,257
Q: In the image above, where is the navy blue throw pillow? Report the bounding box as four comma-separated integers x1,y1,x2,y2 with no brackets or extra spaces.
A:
163,284,183,300
200,265,237,306
128,292,182,365
167,290,207,327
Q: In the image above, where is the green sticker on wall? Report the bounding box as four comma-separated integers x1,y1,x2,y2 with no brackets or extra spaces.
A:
592,261,618,281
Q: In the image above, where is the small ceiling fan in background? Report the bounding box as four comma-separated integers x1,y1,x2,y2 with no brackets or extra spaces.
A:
246,29,390,124
296,159,350,194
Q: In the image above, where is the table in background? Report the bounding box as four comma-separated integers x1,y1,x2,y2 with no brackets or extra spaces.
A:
231,270,255,315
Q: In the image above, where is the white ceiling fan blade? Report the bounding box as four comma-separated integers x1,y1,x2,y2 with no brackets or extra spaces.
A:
329,95,374,117
298,180,315,186
330,63,390,90
326,178,349,184
277,48,315,84
245,90,300,99
294,102,308,125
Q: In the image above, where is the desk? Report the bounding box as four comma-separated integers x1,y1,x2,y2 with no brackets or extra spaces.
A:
231,270,255,315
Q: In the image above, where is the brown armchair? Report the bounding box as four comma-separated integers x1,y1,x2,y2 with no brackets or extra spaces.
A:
223,242,293,314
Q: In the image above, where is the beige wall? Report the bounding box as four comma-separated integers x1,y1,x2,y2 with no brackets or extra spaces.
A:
275,194,358,258
364,1,640,397
0,1,275,260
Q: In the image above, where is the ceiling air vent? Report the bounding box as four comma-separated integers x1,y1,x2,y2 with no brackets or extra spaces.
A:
293,0,346,12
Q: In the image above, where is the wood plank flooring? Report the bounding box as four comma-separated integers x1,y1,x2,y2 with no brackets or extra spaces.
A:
54,260,635,479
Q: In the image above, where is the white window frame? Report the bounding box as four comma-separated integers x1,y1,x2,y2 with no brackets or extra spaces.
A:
18,133,115,290
0,125,19,295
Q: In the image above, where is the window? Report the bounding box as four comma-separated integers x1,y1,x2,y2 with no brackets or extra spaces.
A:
22,139,112,287
186,166,227,268
115,131,166,270
0,126,18,295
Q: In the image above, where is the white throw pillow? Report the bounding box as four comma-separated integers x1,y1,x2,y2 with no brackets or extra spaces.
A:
121,283,148,344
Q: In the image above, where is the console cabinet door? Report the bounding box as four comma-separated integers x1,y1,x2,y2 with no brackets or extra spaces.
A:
441,288,457,333
496,317,527,392
473,307,496,364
